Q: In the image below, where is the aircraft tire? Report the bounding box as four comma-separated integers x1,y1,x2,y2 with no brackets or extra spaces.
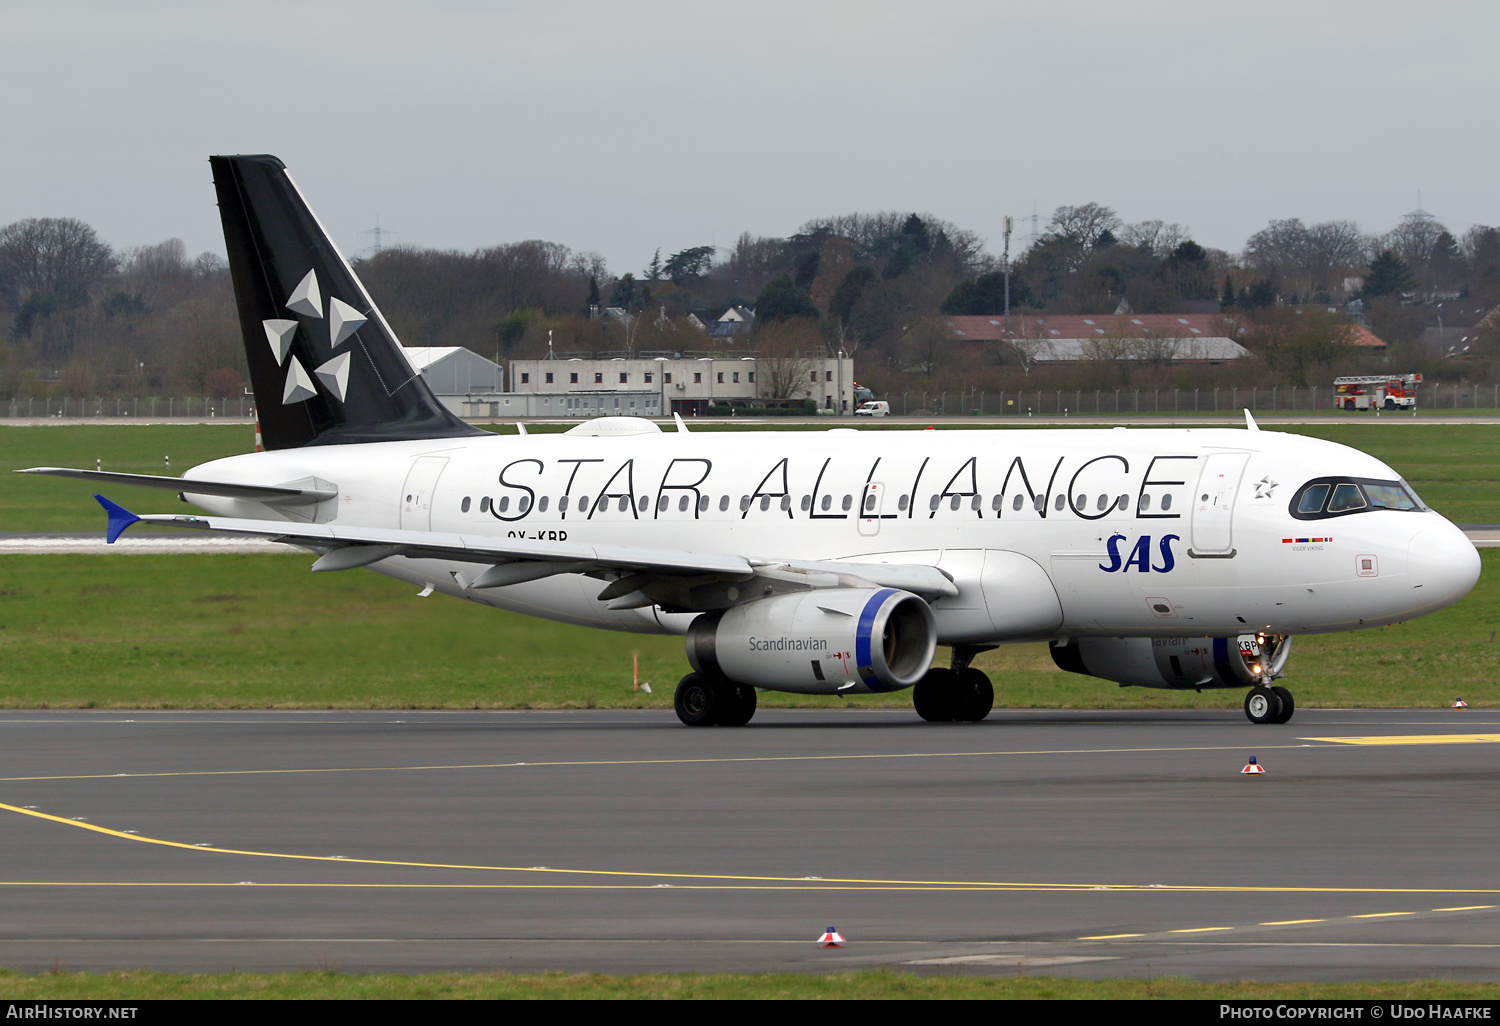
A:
715,683,757,727
955,668,994,722
674,672,721,727
914,668,957,722
1270,685,1295,724
1244,685,1283,724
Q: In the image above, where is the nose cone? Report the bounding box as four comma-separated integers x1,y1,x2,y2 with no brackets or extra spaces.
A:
1407,518,1482,614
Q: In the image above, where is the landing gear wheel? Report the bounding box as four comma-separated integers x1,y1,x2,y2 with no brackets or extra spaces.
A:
674,672,720,727
1270,685,1295,724
913,667,957,722
1244,685,1284,725
954,668,994,722
715,683,758,726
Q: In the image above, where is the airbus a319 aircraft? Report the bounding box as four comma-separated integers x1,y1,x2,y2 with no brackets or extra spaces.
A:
21,156,1482,727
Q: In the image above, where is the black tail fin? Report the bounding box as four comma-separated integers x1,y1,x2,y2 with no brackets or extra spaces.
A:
210,154,484,449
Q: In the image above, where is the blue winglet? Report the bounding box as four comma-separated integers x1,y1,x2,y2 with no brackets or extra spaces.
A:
94,494,141,544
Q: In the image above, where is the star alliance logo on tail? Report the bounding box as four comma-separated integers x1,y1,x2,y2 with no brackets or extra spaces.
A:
260,269,367,405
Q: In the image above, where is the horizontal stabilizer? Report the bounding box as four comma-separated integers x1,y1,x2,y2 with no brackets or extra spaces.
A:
16,468,336,505
94,495,141,544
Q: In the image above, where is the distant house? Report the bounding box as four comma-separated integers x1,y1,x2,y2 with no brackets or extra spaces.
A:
1343,326,1388,349
943,314,1251,364
709,305,755,339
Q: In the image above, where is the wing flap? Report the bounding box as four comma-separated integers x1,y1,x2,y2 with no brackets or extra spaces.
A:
128,511,754,576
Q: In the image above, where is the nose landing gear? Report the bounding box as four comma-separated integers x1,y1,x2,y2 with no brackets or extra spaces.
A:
1244,684,1295,724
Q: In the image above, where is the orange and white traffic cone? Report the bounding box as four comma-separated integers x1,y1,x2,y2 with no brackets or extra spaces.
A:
817,926,845,948
1241,755,1265,775
1453,699,1468,709
254,419,264,452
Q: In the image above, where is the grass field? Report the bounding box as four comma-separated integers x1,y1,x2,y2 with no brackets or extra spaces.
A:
0,548,1495,710
0,968,1497,1000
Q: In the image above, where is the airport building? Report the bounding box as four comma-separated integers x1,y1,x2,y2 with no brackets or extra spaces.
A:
502,354,857,417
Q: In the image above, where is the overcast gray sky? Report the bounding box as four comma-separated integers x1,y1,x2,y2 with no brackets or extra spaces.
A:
2,0,1494,276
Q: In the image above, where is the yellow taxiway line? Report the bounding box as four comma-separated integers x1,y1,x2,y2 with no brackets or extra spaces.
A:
7,799,1500,896
1300,734,1500,746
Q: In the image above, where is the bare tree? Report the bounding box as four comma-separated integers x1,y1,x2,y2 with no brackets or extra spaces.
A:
122,239,190,280
1000,319,1050,376
1046,203,1122,249
1383,210,1446,268
0,217,116,310
1302,221,1368,293
755,319,821,400
901,315,957,380
1120,220,1189,257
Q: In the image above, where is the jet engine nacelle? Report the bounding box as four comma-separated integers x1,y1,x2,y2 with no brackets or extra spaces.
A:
687,587,937,695
1050,634,1291,690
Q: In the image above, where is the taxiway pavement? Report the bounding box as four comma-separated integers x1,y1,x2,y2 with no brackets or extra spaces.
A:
0,708,1496,980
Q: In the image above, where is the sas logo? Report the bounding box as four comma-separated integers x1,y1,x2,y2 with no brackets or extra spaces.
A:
1100,534,1180,573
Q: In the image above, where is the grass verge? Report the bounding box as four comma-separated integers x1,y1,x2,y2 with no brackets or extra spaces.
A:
0,550,1495,709
1,968,1498,999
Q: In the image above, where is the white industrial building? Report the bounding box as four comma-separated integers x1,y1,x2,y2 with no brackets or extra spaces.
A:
402,347,506,415
504,354,857,417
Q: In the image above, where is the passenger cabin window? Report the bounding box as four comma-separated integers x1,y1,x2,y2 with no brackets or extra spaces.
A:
1290,477,1423,520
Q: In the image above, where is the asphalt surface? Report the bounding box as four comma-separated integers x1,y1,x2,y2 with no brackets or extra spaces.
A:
1,707,1497,980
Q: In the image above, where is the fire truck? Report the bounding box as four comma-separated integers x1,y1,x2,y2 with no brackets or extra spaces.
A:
1333,373,1422,410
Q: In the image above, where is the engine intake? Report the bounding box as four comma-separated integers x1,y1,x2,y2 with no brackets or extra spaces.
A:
1051,634,1291,690
687,587,937,694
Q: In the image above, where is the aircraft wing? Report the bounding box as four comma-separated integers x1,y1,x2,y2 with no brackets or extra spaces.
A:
97,497,957,604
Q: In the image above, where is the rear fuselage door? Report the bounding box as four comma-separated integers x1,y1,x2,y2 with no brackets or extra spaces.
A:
400,456,449,531
1190,452,1249,556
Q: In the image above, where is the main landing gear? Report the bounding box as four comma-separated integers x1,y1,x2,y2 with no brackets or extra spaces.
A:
1244,684,1295,724
913,645,995,723
674,672,758,727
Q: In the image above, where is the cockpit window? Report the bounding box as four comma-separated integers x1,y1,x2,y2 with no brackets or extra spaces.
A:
1297,484,1330,514
1290,477,1424,520
1328,483,1366,513
1365,482,1422,511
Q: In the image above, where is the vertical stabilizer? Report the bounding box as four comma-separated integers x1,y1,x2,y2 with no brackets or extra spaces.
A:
210,155,485,449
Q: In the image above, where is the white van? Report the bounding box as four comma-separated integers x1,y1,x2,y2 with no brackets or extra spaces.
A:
854,400,890,417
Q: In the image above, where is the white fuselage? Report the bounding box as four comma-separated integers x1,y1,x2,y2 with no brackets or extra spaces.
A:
182,425,1480,644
